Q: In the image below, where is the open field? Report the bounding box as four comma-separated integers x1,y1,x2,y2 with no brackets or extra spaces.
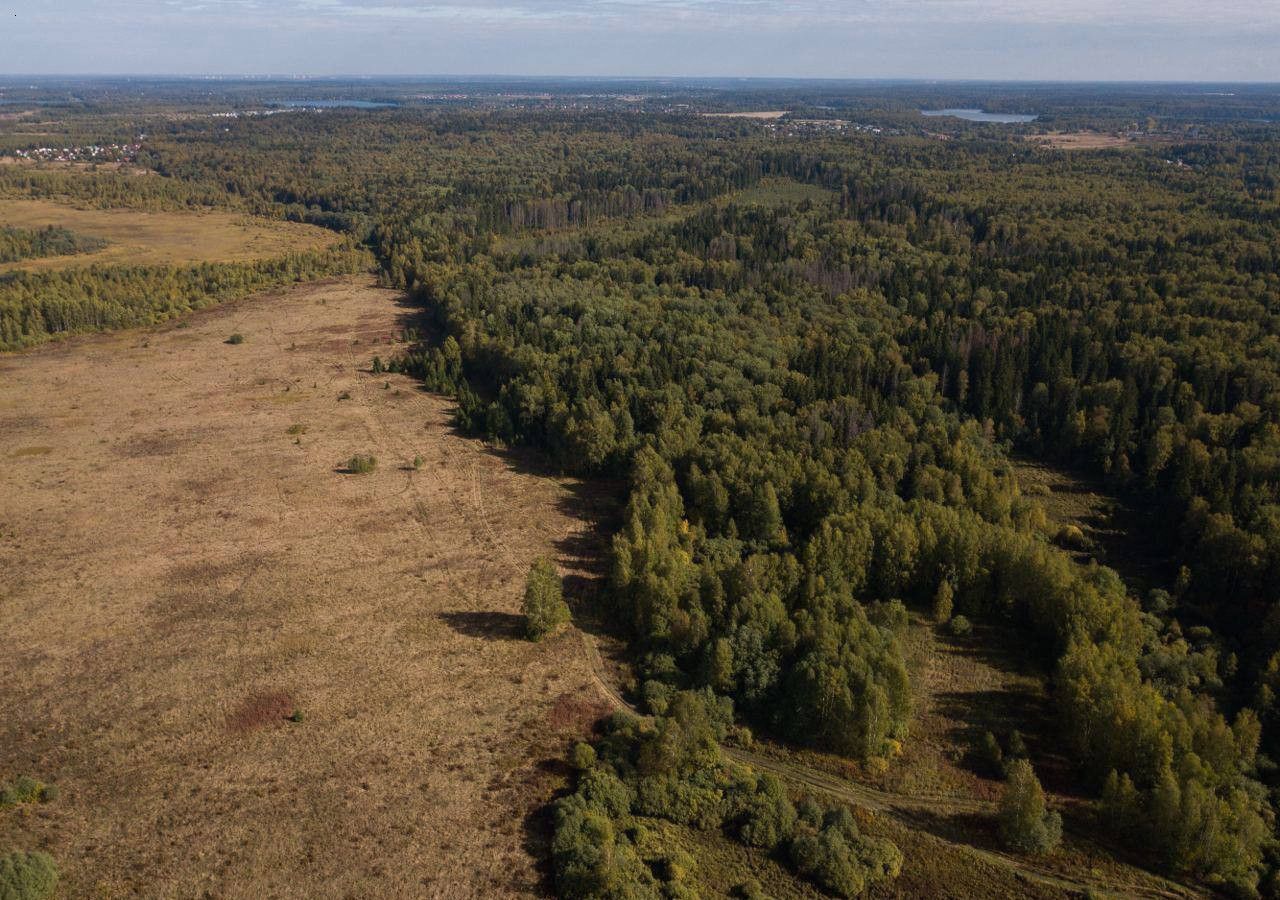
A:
701,110,789,120
0,276,609,898
725,176,837,207
0,197,339,273
1026,132,1136,150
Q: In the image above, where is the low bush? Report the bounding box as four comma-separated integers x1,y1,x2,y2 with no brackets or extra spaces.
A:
0,850,58,900
977,731,1003,777
225,333,244,345
0,777,53,808
345,454,377,474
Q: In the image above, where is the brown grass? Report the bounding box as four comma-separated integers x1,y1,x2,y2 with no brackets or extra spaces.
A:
226,692,296,734
0,197,340,273
0,276,604,898
701,110,789,120
1026,132,1134,150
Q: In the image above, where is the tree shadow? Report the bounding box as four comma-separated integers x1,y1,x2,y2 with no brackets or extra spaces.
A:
932,623,1079,797
894,807,1001,852
438,610,525,640
521,757,574,896
391,292,443,342
474,441,629,641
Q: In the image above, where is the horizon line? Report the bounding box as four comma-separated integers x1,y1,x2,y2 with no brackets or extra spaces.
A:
2,74,1280,86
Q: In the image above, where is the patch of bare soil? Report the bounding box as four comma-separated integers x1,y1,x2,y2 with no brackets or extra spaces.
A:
0,276,604,898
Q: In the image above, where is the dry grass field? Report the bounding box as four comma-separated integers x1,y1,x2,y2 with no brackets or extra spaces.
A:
0,276,609,898
0,197,340,273
701,110,789,120
1026,132,1135,150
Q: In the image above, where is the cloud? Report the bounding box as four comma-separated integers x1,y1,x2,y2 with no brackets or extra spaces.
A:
149,0,1280,29
3,0,1279,77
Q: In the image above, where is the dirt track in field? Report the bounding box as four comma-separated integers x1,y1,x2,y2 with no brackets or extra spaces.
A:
0,276,610,898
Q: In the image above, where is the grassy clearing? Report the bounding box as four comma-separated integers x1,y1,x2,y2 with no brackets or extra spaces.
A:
0,276,603,897
1012,457,1171,595
1026,132,1136,150
0,197,339,274
701,111,790,120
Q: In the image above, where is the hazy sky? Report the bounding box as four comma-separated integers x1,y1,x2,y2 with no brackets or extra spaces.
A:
2,0,1279,81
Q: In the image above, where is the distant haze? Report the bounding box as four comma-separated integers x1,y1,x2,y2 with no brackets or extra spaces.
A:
1,0,1278,81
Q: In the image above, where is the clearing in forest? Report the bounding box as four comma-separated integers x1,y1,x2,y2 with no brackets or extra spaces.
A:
701,110,790,120
0,276,607,898
1026,132,1136,150
0,197,340,273
1013,457,1172,596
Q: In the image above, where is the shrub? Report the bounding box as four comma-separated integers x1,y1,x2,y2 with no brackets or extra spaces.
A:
523,557,570,641
733,773,796,850
286,424,307,436
947,615,973,637
412,455,424,469
1055,524,1090,550
345,454,376,474
788,805,902,899
977,730,1003,777
10,778,39,805
932,580,955,623
569,742,597,772
577,767,634,819
225,333,244,345
998,759,1062,854
551,795,657,899
0,777,51,808
0,851,58,900
641,679,673,716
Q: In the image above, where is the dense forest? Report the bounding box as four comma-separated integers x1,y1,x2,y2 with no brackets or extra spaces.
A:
4,80,1280,896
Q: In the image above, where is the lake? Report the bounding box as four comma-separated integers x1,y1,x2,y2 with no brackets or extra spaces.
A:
921,108,1037,124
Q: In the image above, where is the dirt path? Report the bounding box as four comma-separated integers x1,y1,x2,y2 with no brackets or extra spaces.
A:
0,277,604,899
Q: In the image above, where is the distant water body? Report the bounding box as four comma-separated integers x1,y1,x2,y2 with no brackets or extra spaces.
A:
921,108,1037,124
277,100,397,109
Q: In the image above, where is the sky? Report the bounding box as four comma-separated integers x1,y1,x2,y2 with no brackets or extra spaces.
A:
2,0,1279,81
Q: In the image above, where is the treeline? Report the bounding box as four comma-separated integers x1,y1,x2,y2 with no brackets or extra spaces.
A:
0,165,247,212
0,225,105,263
384,183,1269,889
0,244,369,349
59,102,1280,891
